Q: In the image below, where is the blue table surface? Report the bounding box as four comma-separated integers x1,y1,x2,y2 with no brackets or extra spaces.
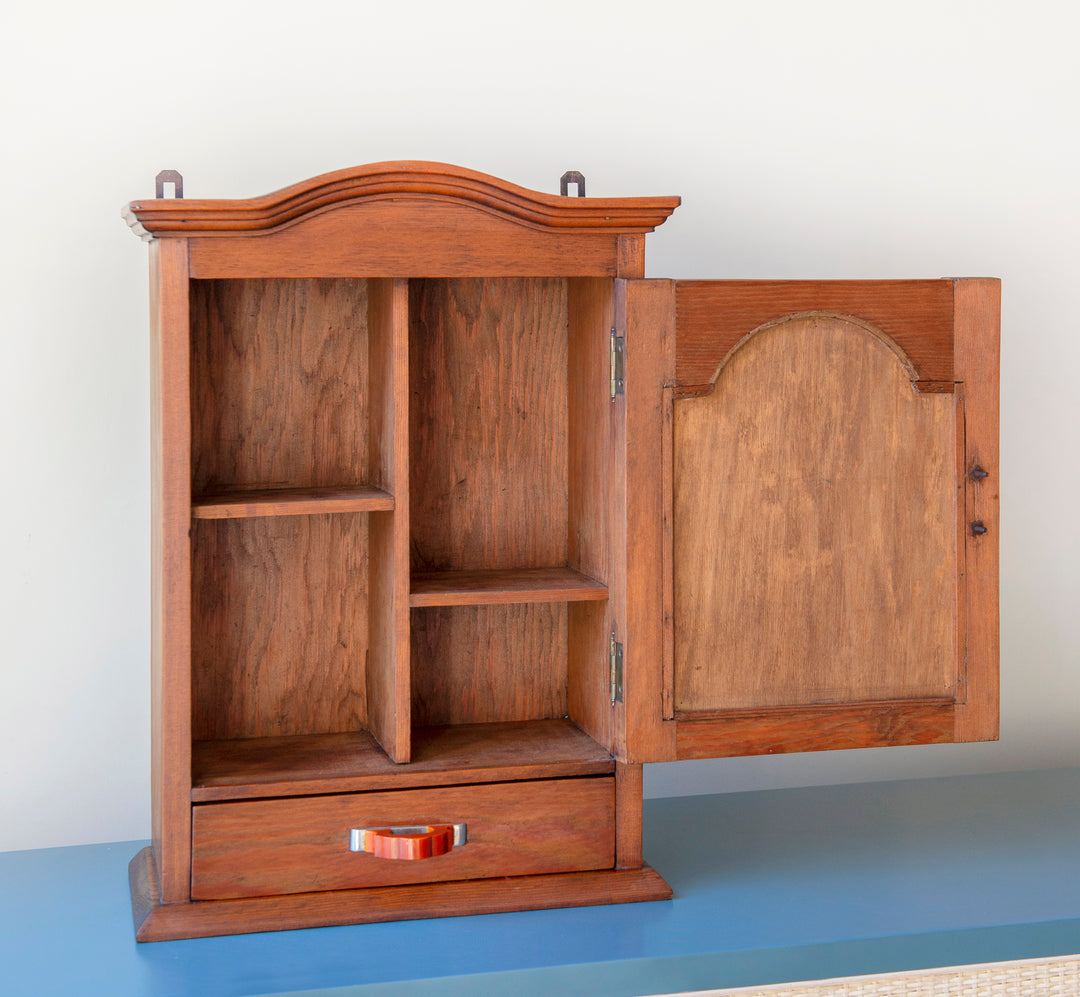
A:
3,768,1080,997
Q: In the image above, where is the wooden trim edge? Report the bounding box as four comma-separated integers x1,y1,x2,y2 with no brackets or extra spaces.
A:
129,846,672,941
675,701,956,759
953,278,1001,742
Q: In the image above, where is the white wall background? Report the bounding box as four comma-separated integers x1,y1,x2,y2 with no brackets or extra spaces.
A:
1,0,1077,852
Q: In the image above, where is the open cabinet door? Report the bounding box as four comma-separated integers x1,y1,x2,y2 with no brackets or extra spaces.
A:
617,279,998,763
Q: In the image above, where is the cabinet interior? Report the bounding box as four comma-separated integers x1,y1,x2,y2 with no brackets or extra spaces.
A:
188,276,614,798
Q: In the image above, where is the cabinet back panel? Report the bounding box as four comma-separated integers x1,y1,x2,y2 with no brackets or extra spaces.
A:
190,279,371,494
408,278,568,572
191,514,369,739
673,315,956,712
410,604,567,726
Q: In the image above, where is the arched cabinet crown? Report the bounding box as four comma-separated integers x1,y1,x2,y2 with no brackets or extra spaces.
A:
124,162,681,278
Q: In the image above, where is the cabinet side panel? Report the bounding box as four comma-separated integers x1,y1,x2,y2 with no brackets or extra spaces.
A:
567,278,614,751
190,279,370,494
191,515,369,739
673,314,956,713
410,604,567,726
408,278,568,572
367,279,411,762
149,238,192,903
953,278,1000,741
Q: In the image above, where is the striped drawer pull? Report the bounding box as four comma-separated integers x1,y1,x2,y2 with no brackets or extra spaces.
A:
349,823,467,860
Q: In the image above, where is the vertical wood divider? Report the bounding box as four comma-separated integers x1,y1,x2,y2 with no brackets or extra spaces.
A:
367,278,412,762
150,238,192,902
953,278,1000,742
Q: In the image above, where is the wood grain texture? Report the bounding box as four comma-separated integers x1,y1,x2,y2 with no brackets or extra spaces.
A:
673,313,957,714
614,762,644,870
661,382,676,724
953,278,1000,742
130,845,672,942
190,278,371,494
566,278,615,753
191,485,393,519
148,238,193,903
191,719,614,802
125,161,679,238
616,235,646,278
568,600,613,755
190,778,615,899
409,567,607,606
408,277,568,572
675,700,956,759
615,280,677,762
674,280,955,395
187,203,632,279
567,278,613,583
410,604,567,725
366,278,411,762
191,514,369,739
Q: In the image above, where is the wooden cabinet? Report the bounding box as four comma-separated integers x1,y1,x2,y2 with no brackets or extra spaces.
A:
124,163,999,941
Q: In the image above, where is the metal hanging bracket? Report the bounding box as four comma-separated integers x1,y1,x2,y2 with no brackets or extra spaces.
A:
560,171,586,197
155,170,184,199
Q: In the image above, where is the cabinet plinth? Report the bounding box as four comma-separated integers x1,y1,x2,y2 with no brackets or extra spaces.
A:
126,162,998,940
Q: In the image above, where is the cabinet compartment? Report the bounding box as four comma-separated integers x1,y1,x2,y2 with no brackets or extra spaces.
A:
191,513,376,740
187,275,409,765
408,277,570,574
190,278,380,497
410,604,569,726
407,276,614,747
191,776,615,900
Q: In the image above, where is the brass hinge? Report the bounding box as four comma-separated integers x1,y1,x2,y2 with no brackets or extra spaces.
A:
610,329,625,399
610,632,624,703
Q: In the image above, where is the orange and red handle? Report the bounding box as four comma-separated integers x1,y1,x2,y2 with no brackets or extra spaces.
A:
350,823,467,860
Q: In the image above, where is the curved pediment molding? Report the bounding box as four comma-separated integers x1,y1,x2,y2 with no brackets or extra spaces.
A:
713,310,920,385
124,161,681,240
673,279,957,396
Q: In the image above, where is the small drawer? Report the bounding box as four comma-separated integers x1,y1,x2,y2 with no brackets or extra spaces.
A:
191,777,614,900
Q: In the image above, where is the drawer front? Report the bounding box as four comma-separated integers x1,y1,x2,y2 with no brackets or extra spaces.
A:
191,777,614,900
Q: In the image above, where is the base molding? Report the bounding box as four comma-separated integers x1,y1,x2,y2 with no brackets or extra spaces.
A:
129,846,673,941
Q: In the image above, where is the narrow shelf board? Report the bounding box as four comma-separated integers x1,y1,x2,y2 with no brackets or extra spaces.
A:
409,567,608,607
191,719,614,802
191,486,394,519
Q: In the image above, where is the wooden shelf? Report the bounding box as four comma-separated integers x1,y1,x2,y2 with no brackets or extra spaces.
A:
191,719,614,802
191,486,394,520
409,567,608,607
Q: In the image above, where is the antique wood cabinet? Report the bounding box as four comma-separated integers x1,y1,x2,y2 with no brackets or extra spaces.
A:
124,163,999,941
